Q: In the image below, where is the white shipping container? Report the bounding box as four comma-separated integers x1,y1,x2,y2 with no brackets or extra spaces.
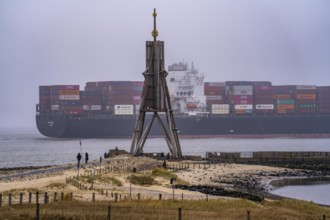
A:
51,105,59,111
212,104,230,109
234,104,253,110
115,109,134,115
205,82,225,86
59,95,80,100
232,85,253,91
91,105,101,110
115,105,134,110
232,90,253,95
206,96,222,100
83,105,90,110
212,109,230,114
296,85,316,90
255,104,274,110
115,105,134,115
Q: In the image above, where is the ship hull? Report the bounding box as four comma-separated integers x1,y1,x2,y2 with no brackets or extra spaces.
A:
36,115,330,138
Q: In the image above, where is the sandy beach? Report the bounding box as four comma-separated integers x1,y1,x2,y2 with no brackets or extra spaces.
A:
0,155,326,203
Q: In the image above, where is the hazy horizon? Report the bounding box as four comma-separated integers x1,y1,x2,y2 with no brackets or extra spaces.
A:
1,0,329,127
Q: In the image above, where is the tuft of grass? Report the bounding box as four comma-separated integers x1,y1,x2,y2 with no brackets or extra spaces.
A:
46,183,67,189
152,168,177,179
262,199,329,215
129,174,156,186
76,174,122,186
76,175,97,183
98,176,123,186
152,168,188,185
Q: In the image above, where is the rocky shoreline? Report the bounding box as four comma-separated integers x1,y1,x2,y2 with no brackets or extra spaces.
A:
174,161,330,202
175,167,330,203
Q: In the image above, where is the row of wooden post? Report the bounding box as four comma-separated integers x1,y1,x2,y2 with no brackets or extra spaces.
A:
167,162,215,171
0,190,211,207
82,162,215,177
0,192,72,206
0,195,328,220
32,204,328,220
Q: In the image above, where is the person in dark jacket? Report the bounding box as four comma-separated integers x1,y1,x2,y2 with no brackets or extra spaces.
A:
85,152,89,164
77,153,82,168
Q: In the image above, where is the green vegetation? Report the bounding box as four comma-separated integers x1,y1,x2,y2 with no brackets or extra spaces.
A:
98,176,122,186
46,183,67,189
129,174,156,185
76,174,122,186
127,169,188,186
151,168,177,179
0,198,329,220
151,168,188,185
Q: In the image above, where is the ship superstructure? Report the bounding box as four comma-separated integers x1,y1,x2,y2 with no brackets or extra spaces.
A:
167,62,206,114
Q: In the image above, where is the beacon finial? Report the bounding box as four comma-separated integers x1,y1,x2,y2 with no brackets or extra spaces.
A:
152,8,158,42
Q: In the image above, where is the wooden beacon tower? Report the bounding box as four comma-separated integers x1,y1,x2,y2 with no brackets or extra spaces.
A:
130,9,182,159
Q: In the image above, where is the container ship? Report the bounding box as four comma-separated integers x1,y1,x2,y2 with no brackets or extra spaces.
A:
36,62,330,138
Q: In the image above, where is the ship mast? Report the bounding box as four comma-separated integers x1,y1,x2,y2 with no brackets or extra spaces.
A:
130,9,182,159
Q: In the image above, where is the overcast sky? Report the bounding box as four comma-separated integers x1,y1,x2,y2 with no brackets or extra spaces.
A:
0,0,330,128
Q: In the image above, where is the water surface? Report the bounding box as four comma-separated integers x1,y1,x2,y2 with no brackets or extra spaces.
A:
271,178,330,206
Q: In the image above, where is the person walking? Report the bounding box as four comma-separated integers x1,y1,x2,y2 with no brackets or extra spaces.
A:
85,152,89,164
77,153,82,168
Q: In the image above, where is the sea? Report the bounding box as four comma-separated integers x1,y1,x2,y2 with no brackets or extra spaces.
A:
1,127,330,205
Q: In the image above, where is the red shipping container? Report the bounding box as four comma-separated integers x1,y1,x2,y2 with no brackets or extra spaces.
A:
277,109,295,114
294,89,316,94
296,99,316,104
206,100,224,105
256,90,272,94
319,108,330,113
255,101,274,105
65,110,83,115
254,96,273,101
319,103,330,108
273,94,291,100
318,94,330,100
297,108,316,113
133,81,144,86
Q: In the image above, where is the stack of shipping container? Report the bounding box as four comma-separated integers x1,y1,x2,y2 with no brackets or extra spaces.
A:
39,80,330,117
39,86,51,112
80,90,102,115
52,85,80,115
39,85,80,114
228,82,253,114
254,83,274,114
317,86,330,113
84,81,143,115
273,85,296,114
204,82,229,114
295,85,317,113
